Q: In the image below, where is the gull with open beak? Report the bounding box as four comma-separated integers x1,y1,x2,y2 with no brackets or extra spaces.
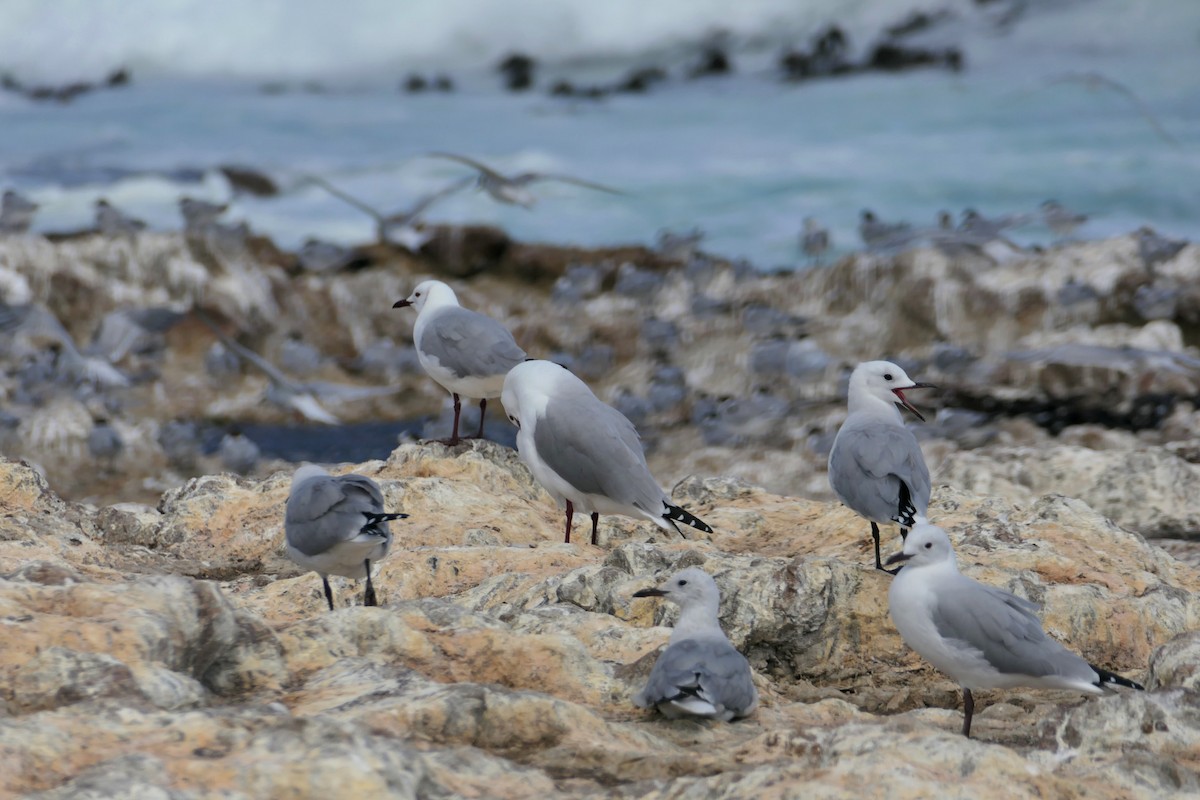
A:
827,360,936,572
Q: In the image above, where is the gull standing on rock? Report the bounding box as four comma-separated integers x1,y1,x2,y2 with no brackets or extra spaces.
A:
95,198,147,236
0,190,38,234
285,464,408,611
828,360,934,571
632,567,758,721
801,217,830,264
426,152,624,209
1040,200,1088,240
887,523,1144,738
502,359,712,545
393,280,526,445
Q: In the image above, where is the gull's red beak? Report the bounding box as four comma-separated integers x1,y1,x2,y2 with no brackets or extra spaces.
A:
892,382,936,422
392,298,413,309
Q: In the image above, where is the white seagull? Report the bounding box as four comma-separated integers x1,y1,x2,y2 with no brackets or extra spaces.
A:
501,359,712,545
393,280,527,444
828,360,935,571
284,464,409,610
887,523,1144,737
426,151,625,209
632,567,758,721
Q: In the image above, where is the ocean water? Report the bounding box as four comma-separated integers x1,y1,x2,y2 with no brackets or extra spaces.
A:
0,0,1197,267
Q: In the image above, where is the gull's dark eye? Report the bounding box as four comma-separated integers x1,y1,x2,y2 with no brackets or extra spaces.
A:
884,373,894,381
924,542,932,549
678,579,688,586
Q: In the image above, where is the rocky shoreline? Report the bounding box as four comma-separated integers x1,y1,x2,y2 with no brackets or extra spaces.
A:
0,227,1198,794
0,440,1198,797
1,229,1198,538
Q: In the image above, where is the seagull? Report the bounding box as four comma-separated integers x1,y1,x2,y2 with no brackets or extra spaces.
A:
198,314,402,425
501,359,713,545
94,198,147,236
393,280,526,445
284,464,409,611
801,217,830,263
655,228,705,262
827,360,935,572
302,173,472,250
632,567,758,721
0,190,39,234
0,301,131,389
87,306,186,363
426,151,624,209
218,426,261,475
1040,200,1088,239
859,210,916,251
178,197,229,234
1135,226,1187,271
87,416,124,463
887,523,1144,738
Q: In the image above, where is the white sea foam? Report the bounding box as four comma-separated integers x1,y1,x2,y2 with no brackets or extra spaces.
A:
0,0,1019,81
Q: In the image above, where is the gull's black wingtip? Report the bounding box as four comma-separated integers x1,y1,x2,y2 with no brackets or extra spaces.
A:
1092,664,1145,691
664,504,713,534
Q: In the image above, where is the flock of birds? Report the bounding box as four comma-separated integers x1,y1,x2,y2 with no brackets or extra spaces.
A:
278,279,1144,737
0,156,1164,737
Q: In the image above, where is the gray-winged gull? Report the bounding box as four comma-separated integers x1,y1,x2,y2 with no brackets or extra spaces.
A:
284,464,408,611
828,359,934,572
632,567,758,721
501,359,711,545
393,279,526,445
887,523,1144,738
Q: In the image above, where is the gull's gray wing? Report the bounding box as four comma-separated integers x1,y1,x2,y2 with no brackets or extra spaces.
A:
829,417,931,523
426,152,507,182
533,394,665,512
930,577,1094,682
391,176,474,222
635,637,757,718
417,306,526,380
304,381,405,402
302,174,385,223
514,173,626,195
285,474,386,557
197,315,298,390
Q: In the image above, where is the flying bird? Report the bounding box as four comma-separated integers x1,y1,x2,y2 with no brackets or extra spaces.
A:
426,151,625,208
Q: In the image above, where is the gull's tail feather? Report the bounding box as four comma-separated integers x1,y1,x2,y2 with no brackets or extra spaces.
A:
361,511,410,537
664,504,713,534
366,512,410,525
1092,665,1144,691
894,479,918,528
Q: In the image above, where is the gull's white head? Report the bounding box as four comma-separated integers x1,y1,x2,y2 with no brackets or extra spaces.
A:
501,359,574,430
633,566,721,611
885,523,956,569
290,463,329,490
392,279,458,314
847,360,935,421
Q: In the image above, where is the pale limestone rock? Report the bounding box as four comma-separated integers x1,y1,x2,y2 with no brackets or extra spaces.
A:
1148,631,1200,691
0,438,1198,797
938,445,1200,538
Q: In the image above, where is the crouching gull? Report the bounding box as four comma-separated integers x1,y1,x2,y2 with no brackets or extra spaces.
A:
887,523,1144,738
828,360,935,572
501,359,711,545
284,464,408,610
632,567,758,721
